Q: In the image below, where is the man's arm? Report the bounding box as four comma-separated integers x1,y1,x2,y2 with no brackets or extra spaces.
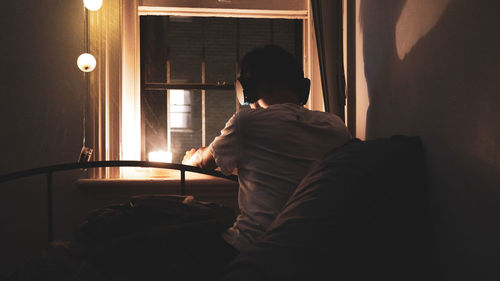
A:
183,112,239,175
182,147,217,170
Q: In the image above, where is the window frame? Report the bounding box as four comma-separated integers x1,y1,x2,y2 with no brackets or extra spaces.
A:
140,15,305,161
89,0,320,179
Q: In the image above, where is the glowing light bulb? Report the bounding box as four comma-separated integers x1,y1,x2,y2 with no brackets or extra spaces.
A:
77,53,96,72
148,150,173,163
83,0,103,11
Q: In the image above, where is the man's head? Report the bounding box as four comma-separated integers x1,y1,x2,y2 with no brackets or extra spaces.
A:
236,45,310,107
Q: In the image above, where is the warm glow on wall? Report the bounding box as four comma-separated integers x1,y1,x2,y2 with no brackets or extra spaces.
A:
395,0,451,60
77,53,96,72
84,0,103,11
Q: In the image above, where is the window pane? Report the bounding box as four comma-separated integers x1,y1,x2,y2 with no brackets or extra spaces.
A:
273,19,303,69
170,112,191,129
142,90,168,155
140,15,302,164
171,89,202,163
238,18,273,61
170,89,191,105
171,105,191,113
140,16,168,83
205,89,235,144
169,16,203,83
205,17,237,84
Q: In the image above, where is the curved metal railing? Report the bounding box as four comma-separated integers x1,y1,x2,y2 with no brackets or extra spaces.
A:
0,161,238,242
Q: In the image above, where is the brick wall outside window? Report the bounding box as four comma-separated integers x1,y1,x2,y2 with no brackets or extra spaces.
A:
141,16,302,163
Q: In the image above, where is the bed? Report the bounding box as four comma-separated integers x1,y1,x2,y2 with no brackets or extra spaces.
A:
8,136,434,281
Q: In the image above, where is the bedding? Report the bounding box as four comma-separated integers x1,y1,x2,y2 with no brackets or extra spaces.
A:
8,195,236,281
221,136,433,281
9,136,433,281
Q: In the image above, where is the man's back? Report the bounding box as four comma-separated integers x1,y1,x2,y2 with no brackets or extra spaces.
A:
210,103,352,251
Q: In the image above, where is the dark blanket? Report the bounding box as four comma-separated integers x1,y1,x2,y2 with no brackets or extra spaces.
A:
10,136,433,281
74,195,236,280
221,136,434,281
9,195,236,281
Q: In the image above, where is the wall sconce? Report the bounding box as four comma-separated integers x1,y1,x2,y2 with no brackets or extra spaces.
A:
77,53,96,72
84,0,103,11
77,1,100,164
77,52,95,163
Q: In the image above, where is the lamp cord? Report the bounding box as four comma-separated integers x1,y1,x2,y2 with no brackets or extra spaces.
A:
82,5,89,147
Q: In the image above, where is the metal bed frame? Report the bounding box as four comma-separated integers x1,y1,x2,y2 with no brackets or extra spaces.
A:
0,161,238,242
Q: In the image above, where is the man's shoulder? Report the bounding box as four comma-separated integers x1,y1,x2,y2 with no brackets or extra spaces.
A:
233,104,347,131
231,107,269,124
302,107,345,122
237,103,303,118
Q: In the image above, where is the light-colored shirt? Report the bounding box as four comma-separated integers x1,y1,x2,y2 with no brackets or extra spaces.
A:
208,103,352,251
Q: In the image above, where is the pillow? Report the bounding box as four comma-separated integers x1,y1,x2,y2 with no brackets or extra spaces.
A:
221,136,432,281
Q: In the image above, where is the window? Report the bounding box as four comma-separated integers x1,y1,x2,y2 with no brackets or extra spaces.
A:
169,90,192,130
87,0,321,179
140,15,302,163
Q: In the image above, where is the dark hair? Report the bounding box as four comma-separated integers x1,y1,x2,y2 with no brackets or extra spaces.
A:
239,45,306,99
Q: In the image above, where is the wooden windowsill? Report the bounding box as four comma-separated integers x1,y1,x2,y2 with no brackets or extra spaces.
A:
76,173,239,210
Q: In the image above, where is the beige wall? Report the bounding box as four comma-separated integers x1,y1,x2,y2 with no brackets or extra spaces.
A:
356,0,500,280
0,0,117,276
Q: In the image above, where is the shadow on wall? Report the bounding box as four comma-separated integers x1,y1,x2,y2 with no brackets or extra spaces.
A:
359,0,500,280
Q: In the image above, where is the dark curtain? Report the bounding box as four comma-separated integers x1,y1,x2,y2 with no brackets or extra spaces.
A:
311,0,346,120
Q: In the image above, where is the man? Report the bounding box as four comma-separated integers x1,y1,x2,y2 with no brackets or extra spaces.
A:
183,45,352,253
